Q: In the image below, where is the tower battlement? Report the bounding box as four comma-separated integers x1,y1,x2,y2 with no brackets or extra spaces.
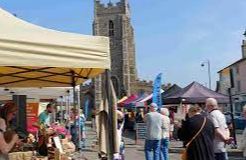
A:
95,0,130,17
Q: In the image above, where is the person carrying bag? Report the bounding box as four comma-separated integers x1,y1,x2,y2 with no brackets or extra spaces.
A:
178,105,215,160
181,118,206,160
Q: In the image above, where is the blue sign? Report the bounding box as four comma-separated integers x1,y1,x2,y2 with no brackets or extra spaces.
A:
152,73,162,108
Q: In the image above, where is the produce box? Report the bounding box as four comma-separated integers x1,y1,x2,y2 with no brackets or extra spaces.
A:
8,151,33,160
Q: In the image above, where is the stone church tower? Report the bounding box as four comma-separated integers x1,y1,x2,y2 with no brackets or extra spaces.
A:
93,0,137,103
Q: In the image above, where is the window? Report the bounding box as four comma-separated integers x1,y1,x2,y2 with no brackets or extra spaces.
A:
237,80,241,92
109,20,114,36
236,65,240,75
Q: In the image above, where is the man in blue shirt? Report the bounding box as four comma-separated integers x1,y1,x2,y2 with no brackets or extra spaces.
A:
39,104,54,127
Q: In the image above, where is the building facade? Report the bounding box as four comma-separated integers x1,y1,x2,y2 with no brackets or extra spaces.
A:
93,0,139,107
217,38,246,115
93,0,137,94
80,0,163,109
132,80,153,95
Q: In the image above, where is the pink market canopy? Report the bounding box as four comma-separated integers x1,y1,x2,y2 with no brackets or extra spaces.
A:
123,94,147,108
163,81,229,104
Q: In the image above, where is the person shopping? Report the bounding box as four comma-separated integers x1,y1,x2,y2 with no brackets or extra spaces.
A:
206,98,231,160
160,108,170,160
0,103,19,160
69,108,86,149
239,105,246,158
178,105,215,160
144,103,163,160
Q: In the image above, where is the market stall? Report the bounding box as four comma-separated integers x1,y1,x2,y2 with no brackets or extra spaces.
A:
162,81,229,120
0,7,110,160
163,81,229,104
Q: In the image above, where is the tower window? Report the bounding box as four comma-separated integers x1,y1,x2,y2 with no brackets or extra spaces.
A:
109,20,114,36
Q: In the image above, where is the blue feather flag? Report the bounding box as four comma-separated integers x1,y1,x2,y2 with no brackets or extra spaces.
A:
152,73,162,108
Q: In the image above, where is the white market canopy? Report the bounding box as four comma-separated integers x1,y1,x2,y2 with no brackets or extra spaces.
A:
0,87,71,101
0,8,110,87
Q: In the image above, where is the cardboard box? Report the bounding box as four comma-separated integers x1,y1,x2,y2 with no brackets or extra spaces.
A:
34,156,48,160
8,151,33,160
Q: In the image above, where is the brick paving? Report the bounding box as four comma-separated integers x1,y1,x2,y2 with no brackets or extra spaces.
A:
81,123,244,160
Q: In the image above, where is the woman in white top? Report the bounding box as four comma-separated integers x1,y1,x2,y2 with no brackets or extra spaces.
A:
160,108,170,160
239,105,246,158
0,103,19,160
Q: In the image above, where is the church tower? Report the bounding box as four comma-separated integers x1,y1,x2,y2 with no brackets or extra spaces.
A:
93,0,137,99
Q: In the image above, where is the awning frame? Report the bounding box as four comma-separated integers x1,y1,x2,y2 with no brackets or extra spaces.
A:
0,66,91,86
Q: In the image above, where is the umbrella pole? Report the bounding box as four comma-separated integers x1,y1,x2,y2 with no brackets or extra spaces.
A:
105,70,115,159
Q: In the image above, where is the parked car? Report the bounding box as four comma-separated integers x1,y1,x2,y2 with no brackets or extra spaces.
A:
235,116,246,130
224,112,246,130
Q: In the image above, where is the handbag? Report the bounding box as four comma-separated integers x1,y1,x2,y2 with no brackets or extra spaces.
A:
181,117,207,160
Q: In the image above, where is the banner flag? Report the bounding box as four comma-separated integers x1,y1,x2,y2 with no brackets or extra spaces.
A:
152,73,162,108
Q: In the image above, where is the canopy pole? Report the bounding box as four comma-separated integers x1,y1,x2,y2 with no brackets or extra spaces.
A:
66,90,71,135
60,96,63,123
71,71,76,109
71,70,81,150
77,88,82,150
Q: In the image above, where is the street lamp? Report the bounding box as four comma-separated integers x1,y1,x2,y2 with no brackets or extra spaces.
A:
243,29,246,37
201,60,211,89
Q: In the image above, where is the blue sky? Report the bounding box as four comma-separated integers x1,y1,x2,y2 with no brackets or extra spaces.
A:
1,0,246,89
